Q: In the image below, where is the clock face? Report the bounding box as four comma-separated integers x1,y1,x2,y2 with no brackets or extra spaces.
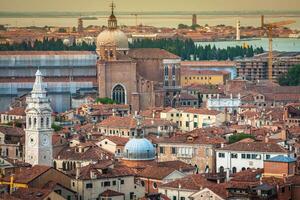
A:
28,134,36,146
41,135,49,146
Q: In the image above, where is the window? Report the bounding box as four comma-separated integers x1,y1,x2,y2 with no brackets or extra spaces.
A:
180,197,185,200
173,196,177,200
266,154,270,159
281,187,285,193
153,182,157,189
120,179,124,184
171,147,176,154
185,121,189,127
112,180,116,185
86,183,93,188
172,64,176,75
112,84,126,104
141,180,145,187
194,122,198,128
242,154,246,159
246,154,251,159
104,181,110,187
218,153,225,158
231,153,238,158
160,147,165,154
164,65,168,76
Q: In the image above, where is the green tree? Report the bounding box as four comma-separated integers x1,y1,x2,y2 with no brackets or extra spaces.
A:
178,24,190,29
51,123,63,132
278,65,300,86
95,97,116,104
229,133,254,144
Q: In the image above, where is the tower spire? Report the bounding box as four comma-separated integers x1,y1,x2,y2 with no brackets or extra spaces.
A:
31,69,46,98
108,1,117,29
110,1,115,15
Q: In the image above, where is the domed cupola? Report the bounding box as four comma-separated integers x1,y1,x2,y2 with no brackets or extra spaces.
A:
123,115,156,161
123,138,156,161
96,1,129,60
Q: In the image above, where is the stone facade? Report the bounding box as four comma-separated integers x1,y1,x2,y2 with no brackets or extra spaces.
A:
158,143,217,173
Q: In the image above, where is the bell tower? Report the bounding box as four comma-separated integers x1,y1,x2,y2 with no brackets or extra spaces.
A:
25,69,53,166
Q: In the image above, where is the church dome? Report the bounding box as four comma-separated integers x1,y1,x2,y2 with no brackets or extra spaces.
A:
96,29,129,50
123,138,156,161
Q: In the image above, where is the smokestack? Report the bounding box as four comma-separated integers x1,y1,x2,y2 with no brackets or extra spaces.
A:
236,20,240,41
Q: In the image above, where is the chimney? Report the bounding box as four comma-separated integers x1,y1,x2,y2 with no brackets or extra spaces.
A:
76,162,81,179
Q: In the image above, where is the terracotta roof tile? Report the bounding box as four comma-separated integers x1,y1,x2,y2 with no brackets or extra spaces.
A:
128,48,180,59
100,189,124,197
220,142,288,153
0,165,51,184
56,144,113,161
0,126,25,137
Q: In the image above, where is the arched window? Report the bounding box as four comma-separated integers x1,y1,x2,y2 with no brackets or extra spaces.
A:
33,118,37,127
242,167,246,171
28,117,32,127
112,84,126,104
46,117,50,128
41,117,44,128
219,166,224,173
232,167,237,174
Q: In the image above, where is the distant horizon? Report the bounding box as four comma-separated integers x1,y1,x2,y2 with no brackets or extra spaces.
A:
1,10,300,18
1,0,300,13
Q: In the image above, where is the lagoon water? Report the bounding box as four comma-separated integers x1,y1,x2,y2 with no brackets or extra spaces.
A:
0,15,300,29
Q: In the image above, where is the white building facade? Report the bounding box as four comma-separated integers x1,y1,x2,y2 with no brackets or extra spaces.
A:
216,143,291,174
25,70,53,166
207,94,241,114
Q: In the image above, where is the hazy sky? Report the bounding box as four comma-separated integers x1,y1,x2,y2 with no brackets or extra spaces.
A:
1,0,300,12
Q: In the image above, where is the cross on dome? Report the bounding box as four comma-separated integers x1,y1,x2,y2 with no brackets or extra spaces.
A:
110,1,116,15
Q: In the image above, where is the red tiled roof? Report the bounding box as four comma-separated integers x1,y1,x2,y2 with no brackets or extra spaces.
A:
178,107,222,115
100,189,124,197
161,174,227,198
152,131,226,145
181,61,236,67
8,188,53,200
219,142,288,153
102,136,129,146
4,107,26,116
75,163,135,180
98,116,137,129
128,48,180,59
56,144,113,161
0,126,24,137
181,69,230,76
0,165,51,184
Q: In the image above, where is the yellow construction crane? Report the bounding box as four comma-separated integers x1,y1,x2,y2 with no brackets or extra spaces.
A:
263,20,295,80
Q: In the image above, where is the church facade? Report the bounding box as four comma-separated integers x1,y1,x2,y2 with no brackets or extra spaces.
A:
96,3,181,112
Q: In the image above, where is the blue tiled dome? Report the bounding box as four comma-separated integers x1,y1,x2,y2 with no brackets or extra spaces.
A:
123,138,156,161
